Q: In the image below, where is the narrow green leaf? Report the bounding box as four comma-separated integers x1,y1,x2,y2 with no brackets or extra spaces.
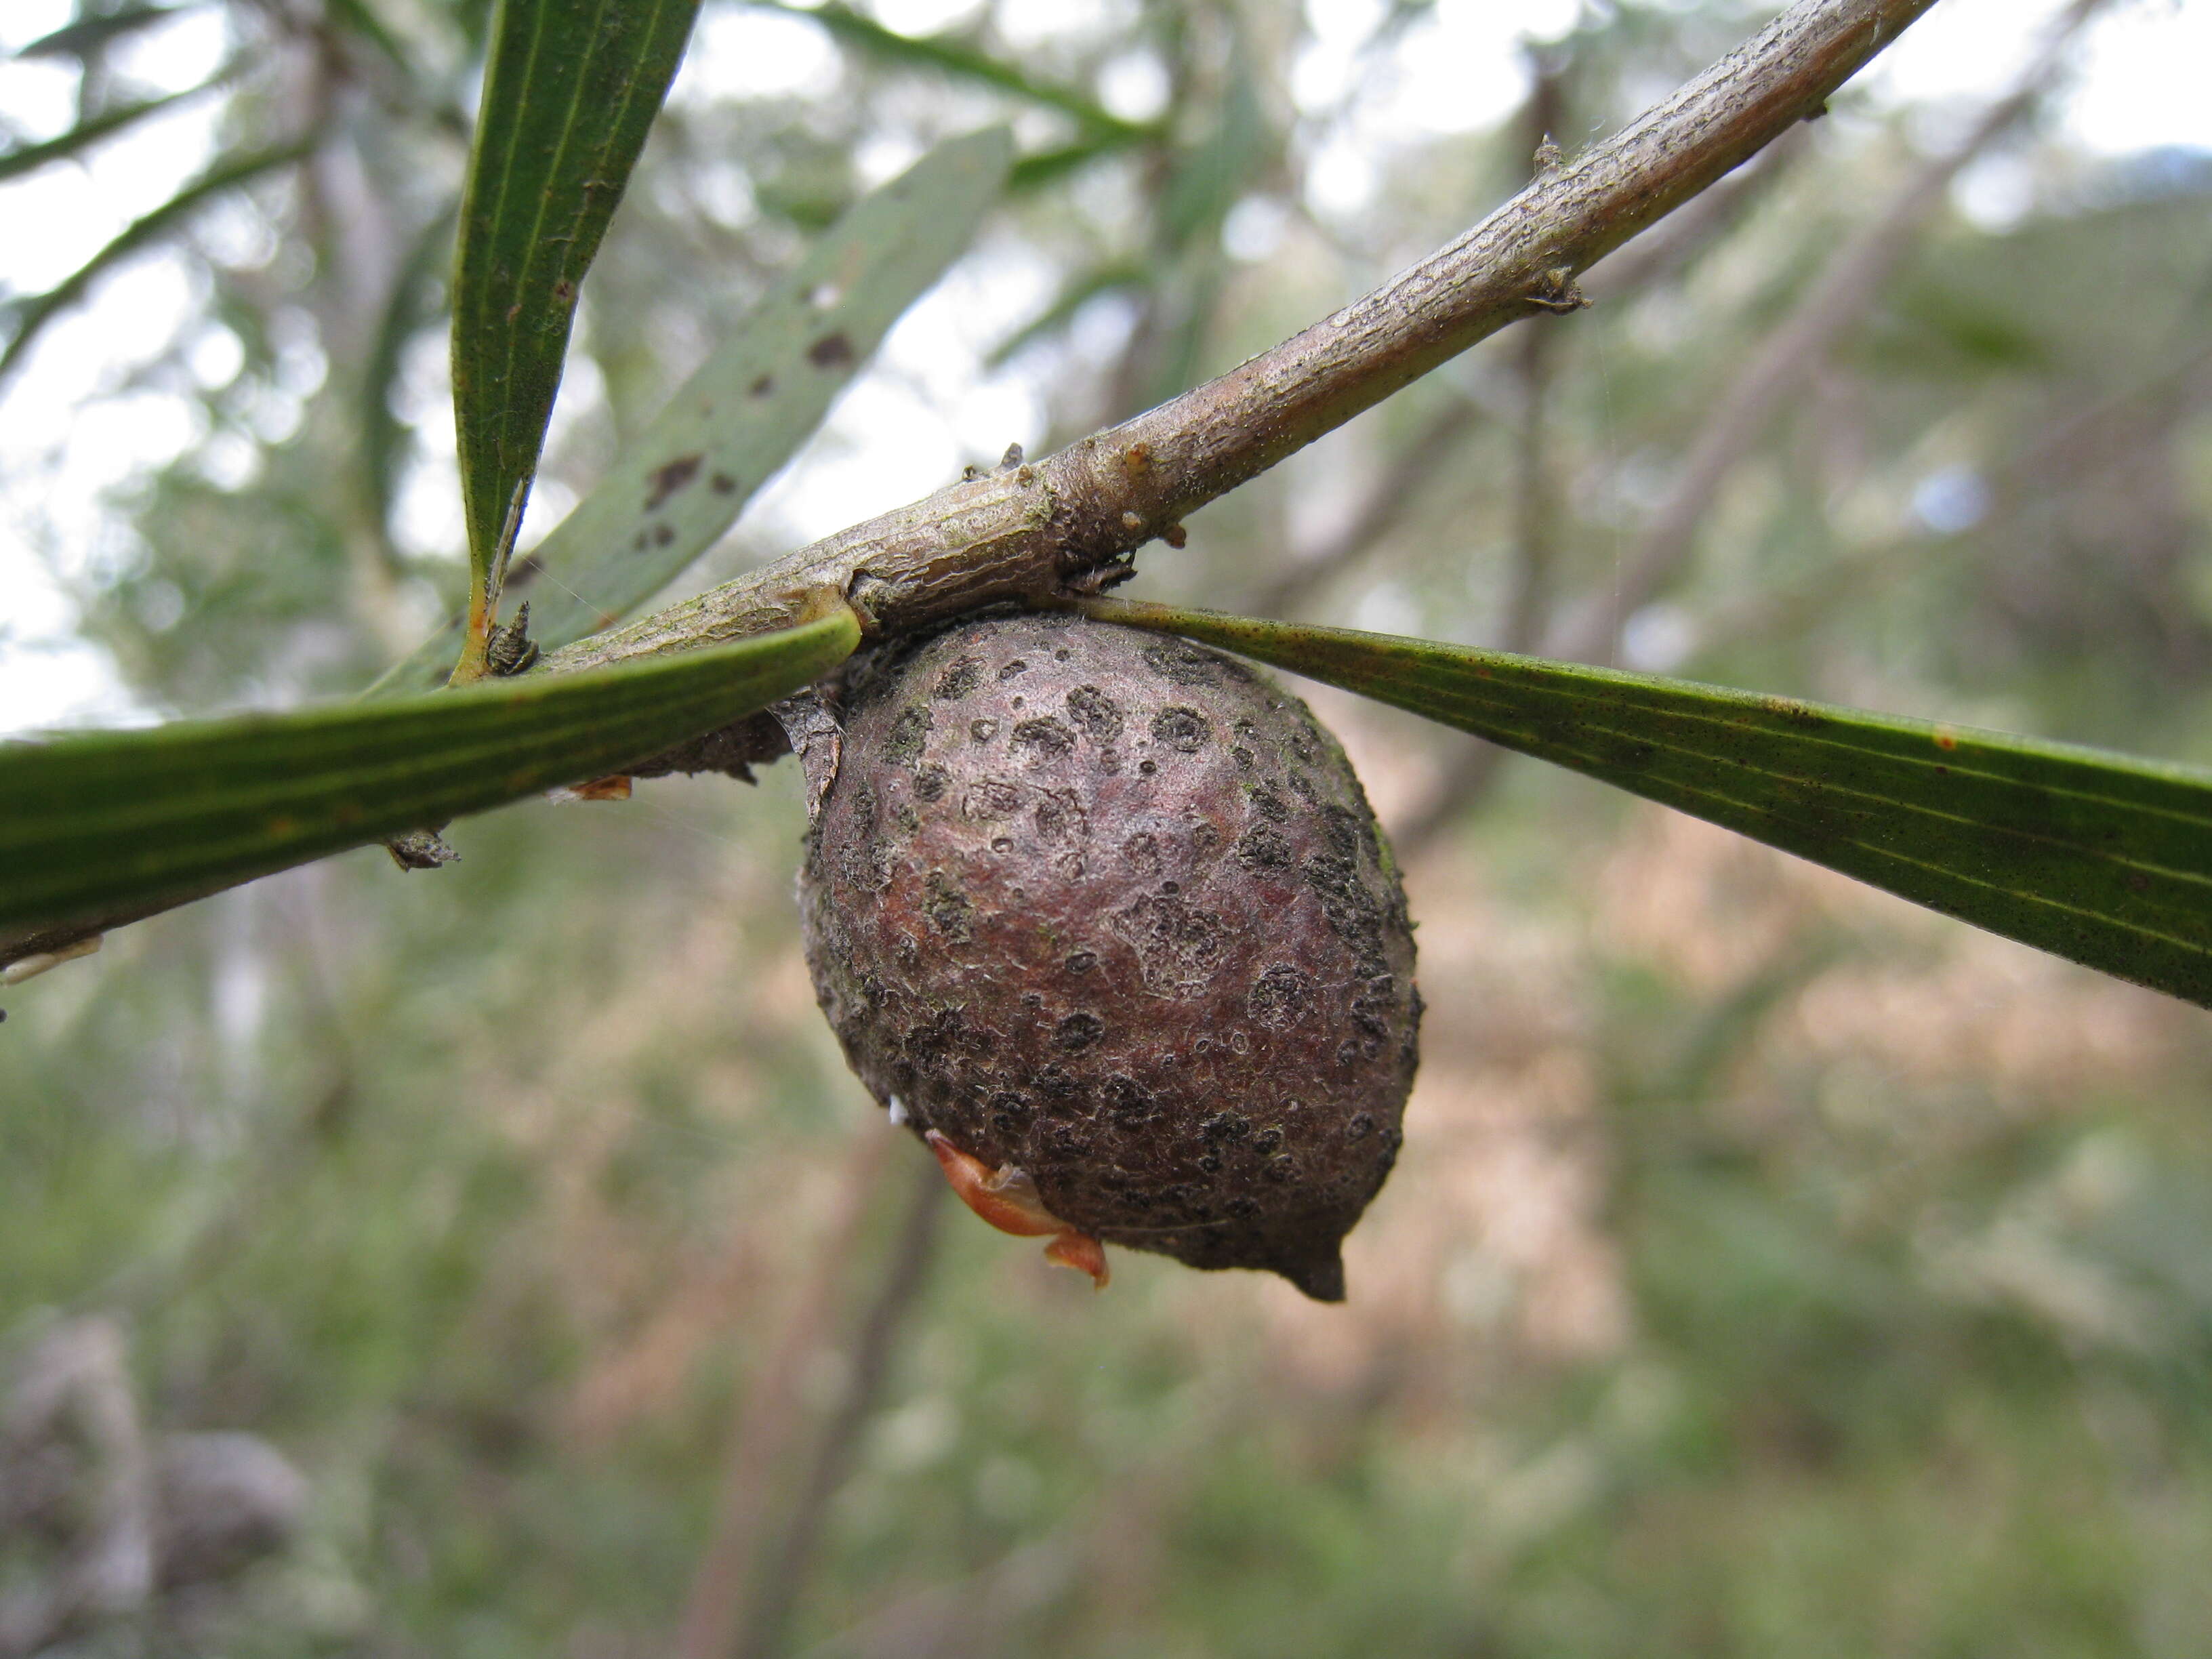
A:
0,142,311,392
0,70,232,183
1081,598,2212,1009
986,259,1144,368
1006,134,1146,194
372,127,1012,697
0,605,859,933
764,0,1149,140
17,3,199,60
323,0,417,78
450,0,703,588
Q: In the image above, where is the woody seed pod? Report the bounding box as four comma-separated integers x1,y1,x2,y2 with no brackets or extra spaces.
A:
800,613,1418,1300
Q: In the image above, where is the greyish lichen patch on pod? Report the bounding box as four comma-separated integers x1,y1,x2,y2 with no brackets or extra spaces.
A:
799,613,1419,1302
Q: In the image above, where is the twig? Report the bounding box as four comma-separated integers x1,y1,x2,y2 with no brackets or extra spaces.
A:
4,0,1949,970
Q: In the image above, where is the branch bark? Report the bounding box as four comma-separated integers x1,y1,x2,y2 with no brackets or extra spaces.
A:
7,0,1946,970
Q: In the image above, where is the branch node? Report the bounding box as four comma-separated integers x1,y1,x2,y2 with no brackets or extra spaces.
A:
386,830,459,870
1526,266,1590,314
848,571,901,628
485,600,539,676
771,691,844,827
1065,551,1136,597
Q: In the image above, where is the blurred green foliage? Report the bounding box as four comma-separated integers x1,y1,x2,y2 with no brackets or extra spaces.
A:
7,0,2212,1654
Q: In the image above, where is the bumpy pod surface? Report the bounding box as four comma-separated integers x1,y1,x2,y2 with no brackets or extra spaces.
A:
800,614,1418,1300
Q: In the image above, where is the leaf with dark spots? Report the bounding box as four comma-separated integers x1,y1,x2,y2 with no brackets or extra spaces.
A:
369,129,1012,695
643,453,703,512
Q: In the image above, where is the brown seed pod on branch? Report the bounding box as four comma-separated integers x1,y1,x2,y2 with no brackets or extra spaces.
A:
800,613,1419,1301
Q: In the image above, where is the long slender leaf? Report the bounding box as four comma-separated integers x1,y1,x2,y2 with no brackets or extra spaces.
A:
0,605,858,933
372,127,1012,697
450,0,703,590
1006,134,1147,194
986,259,1144,368
761,0,1148,140
0,141,311,391
1080,597,2212,1009
323,0,417,79
16,3,200,60
0,69,233,183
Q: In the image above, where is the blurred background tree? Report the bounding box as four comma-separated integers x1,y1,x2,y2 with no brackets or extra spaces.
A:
5,0,2212,1653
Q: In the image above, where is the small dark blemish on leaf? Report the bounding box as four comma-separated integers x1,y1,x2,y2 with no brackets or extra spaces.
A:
807,332,855,368
644,453,703,512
